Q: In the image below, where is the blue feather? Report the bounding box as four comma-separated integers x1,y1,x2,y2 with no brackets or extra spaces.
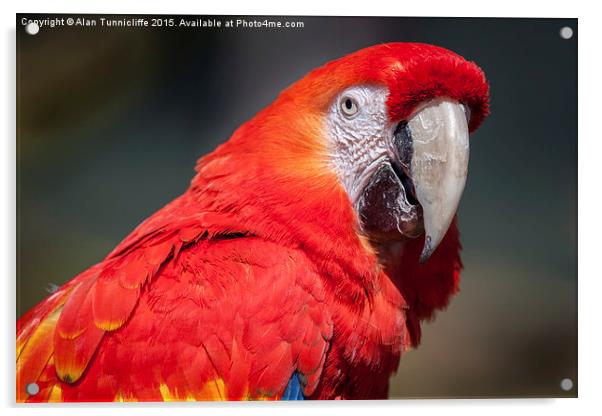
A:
281,372,304,400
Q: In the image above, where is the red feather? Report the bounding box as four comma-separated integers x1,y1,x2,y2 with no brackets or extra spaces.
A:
92,276,140,331
16,42,489,401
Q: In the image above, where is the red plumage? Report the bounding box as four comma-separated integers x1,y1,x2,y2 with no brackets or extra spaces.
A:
16,42,489,401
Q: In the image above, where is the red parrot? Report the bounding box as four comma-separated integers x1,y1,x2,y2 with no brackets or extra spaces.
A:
16,42,489,401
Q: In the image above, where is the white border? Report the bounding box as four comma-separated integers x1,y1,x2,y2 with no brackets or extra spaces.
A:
2,1,600,415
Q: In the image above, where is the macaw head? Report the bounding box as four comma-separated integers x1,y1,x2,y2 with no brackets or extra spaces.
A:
312,44,489,262
199,42,489,265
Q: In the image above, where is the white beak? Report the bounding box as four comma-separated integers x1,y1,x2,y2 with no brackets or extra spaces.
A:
408,98,470,262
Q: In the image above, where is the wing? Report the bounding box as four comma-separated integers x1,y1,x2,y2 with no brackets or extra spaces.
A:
17,198,333,402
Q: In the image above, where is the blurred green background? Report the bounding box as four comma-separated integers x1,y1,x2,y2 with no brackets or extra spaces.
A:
16,15,577,398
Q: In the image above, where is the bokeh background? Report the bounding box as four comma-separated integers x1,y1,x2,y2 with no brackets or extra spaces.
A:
16,15,577,399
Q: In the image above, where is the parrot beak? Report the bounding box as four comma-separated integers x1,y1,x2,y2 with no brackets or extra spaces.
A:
357,98,469,263
400,99,470,262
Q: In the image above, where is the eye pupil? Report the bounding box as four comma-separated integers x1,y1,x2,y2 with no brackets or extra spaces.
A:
341,96,358,117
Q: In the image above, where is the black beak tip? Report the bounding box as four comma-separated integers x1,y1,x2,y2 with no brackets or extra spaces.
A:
419,236,434,264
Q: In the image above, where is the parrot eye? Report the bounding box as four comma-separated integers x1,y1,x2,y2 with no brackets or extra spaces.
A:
340,96,359,118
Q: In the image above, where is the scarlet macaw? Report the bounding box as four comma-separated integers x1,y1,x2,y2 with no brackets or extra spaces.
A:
16,42,489,401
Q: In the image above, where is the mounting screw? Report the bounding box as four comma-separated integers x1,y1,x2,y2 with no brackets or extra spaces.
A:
26,382,40,396
560,378,573,391
559,26,573,40
25,22,39,36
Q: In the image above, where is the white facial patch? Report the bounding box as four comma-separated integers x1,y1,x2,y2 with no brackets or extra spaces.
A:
325,85,395,204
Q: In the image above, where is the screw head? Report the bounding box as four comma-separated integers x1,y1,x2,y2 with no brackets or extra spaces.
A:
25,22,40,35
560,378,574,391
26,382,39,396
559,26,573,40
